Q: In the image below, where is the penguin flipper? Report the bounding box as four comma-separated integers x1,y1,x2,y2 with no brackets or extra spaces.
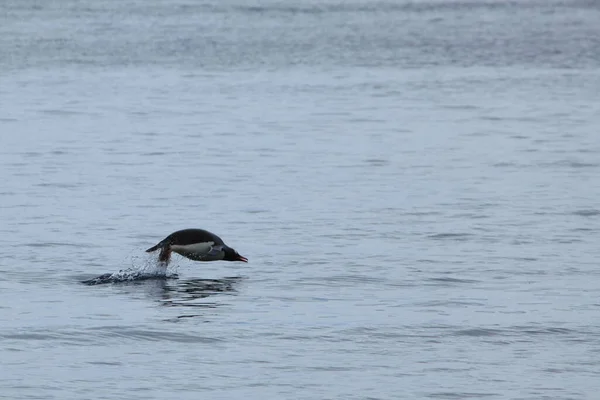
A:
158,246,172,264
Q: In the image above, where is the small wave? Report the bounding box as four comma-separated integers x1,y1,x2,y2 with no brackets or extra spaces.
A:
492,162,518,167
426,277,479,284
541,160,600,168
87,326,222,343
232,1,529,15
516,326,574,335
292,274,387,287
572,209,600,217
451,325,578,339
1,326,221,345
364,158,389,166
427,392,499,399
454,328,504,337
427,233,472,240
416,300,485,307
25,242,93,248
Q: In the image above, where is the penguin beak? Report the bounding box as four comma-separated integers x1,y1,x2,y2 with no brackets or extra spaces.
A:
236,254,248,263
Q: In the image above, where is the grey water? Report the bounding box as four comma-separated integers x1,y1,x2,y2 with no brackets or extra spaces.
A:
1,0,600,398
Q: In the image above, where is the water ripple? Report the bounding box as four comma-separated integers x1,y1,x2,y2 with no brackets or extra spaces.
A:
427,233,473,241
572,209,600,217
1,327,221,345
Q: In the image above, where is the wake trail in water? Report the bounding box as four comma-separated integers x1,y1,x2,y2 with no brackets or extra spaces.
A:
82,256,178,285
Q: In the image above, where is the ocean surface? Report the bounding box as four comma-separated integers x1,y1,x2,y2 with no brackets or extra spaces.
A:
1,0,600,399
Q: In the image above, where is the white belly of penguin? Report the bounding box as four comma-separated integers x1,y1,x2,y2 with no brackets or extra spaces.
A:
171,242,223,261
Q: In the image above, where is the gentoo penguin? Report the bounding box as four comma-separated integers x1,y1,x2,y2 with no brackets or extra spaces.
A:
145,228,248,265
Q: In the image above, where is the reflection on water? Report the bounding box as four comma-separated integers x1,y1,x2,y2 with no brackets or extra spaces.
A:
159,277,242,308
82,271,243,312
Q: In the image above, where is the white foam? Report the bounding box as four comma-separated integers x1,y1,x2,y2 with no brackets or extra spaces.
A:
84,254,179,285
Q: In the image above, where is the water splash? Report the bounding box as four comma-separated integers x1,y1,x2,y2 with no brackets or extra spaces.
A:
82,255,178,285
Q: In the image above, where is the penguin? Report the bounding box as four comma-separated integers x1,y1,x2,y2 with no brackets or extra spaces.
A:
146,228,248,265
